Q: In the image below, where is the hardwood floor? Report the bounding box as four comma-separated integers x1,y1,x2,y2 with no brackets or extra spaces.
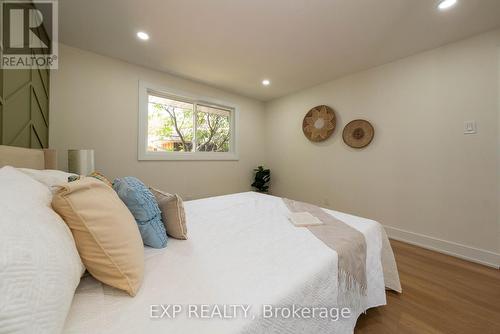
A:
355,240,500,334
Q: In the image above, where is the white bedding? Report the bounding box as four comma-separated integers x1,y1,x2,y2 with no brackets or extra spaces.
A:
63,192,386,334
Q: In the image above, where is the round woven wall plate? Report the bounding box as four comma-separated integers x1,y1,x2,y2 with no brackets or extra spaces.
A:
302,105,336,142
342,119,374,148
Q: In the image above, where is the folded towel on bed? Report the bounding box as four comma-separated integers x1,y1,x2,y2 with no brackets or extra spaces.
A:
288,212,324,227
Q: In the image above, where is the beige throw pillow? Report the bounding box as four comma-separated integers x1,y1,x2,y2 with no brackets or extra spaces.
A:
150,188,188,240
52,178,144,296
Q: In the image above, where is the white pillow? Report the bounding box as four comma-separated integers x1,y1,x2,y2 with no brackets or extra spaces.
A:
18,168,76,192
0,166,84,334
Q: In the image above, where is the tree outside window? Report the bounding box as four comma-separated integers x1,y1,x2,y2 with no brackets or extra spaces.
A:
147,94,231,153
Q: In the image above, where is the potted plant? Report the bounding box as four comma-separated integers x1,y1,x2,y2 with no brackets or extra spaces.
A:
251,166,270,193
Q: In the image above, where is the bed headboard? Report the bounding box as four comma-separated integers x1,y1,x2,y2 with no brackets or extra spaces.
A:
0,145,57,169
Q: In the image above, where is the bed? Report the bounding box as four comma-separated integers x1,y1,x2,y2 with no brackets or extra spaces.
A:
0,145,400,334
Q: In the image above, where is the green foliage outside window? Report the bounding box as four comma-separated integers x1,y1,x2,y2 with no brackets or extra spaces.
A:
147,94,231,153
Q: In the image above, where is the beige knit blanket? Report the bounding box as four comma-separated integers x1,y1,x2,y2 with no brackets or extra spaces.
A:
283,198,402,309
283,198,367,307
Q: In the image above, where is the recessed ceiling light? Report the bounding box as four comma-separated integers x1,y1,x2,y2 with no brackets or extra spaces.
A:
438,0,457,10
262,79,271,86
137,31,150,40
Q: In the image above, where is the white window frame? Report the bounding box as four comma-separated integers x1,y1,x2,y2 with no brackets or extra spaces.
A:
138,81,239,161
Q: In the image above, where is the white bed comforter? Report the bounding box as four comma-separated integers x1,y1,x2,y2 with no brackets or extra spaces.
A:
63,192,386,334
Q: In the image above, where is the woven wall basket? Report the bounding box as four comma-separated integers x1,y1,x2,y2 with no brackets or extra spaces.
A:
342,119,374,148
302,105,336,142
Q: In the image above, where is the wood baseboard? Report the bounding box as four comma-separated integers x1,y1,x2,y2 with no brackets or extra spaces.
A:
383,225,500,269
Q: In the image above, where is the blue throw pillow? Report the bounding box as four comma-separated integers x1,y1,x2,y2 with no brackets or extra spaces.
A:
113,177,167,248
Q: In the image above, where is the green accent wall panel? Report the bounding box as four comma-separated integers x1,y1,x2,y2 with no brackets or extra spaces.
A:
0,68,50,148
3,69,31,98
31,90,48,148
11,126,31,148
3,84,31,143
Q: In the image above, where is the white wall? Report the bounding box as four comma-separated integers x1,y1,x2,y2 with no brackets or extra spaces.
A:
265,29,500,266
498,46,500,255
50,44,266,200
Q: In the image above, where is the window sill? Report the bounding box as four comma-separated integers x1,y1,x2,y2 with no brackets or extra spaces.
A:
138,151,239,161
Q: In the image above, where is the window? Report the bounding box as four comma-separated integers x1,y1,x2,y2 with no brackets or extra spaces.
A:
138,82,238,160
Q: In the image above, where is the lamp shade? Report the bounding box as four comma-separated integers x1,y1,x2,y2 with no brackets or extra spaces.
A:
68,149,95,175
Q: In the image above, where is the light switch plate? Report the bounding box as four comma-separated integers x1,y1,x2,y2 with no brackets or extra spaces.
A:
464,121,477,134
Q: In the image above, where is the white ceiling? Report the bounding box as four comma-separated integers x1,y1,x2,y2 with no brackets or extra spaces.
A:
59,0,500,101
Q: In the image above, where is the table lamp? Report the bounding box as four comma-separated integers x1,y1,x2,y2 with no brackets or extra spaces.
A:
68,149,95,175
